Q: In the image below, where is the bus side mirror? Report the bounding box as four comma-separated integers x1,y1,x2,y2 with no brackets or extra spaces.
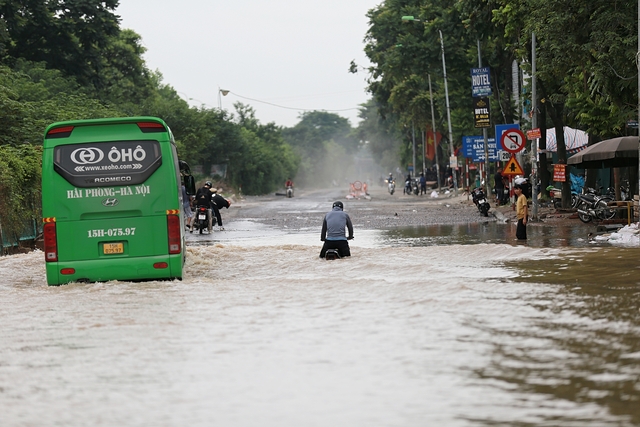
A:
184,175,196,195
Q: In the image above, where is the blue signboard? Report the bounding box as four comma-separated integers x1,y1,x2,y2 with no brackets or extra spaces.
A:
462,136,498,162
471,67,492,97
495,123,520,150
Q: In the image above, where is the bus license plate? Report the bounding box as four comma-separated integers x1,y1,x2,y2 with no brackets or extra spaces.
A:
103,242,124,255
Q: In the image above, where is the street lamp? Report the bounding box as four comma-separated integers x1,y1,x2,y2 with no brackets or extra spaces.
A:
401,16,458,195
218,88,230,110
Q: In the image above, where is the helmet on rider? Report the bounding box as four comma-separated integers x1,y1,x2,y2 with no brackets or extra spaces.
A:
332,201,344,210
204,181,212,188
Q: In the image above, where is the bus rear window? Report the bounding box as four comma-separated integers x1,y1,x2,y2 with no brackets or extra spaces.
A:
53,140,162,187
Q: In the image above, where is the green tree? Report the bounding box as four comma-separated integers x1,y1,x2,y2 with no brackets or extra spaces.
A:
0,144,42,243
282,111,358,187
0,0,121,89
363,0,489,172
99,29,154,108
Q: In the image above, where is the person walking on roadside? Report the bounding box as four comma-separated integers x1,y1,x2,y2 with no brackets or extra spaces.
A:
181,184,194,231
319,201,354,258
419,172,427,195
514,183,528,240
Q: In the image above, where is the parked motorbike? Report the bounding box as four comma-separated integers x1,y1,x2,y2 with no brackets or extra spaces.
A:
404,179,412,195
606,185,629,201
547,185,580,209
494,187,509,206
472,186,491,217
193,205,210,234
386,179,395,195
576,189,615,223
412,178,420,195
514,176,532,199
286,185,294,198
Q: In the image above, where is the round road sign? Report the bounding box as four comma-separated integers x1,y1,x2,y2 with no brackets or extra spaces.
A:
500,128,526,154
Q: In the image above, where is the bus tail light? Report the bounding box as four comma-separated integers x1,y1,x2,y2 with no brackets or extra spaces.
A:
167,214,181,254
137,122,166,133
44,222,58,262
46,126,74,138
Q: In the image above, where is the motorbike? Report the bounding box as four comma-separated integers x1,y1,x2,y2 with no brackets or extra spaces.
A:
547,185,580,209
324,249,341,260
412,178,420,195
575,189,615,223
404,179,412,195
471,186,491,217
386,179,395,195
286,185,294,198
193,205,210,234
606,185,629,202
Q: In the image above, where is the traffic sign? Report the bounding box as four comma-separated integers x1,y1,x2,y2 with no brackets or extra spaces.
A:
502,155,523,176
499,150,511,161
500,128,526,154
527,128,541,140
462,136,498,162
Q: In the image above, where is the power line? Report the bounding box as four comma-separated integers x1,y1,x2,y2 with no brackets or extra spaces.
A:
225,91,360,112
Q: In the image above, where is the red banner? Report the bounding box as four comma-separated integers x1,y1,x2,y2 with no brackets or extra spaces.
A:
553,164,566,182
425,130,442,161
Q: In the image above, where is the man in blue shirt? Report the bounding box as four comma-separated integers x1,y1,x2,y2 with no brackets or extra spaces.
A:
419,172,427,195
319,201,354,258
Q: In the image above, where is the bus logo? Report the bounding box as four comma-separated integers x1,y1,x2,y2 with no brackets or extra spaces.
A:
71,147,104,165
102,198,119,207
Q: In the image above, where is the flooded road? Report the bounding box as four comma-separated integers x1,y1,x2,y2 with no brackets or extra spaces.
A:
1,190,640,426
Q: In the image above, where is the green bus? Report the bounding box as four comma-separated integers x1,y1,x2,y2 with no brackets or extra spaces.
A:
42,117,195,286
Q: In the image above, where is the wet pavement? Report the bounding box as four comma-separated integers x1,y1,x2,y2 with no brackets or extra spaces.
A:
1,185,639,426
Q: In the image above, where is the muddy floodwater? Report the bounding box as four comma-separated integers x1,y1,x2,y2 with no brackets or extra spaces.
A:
1,189,640,426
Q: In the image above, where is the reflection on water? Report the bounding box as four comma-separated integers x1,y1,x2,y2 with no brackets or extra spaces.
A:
381,222,597,248
1,227,639,426
478,248,640,426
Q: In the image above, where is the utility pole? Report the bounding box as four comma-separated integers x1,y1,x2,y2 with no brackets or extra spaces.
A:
429,75,442,190
411,123,416,180
477,39,490,199
440,30,458,195
531,33,539,219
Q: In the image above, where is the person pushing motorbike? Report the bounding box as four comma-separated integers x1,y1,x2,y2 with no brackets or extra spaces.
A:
210,189,232,230
319,201,354,258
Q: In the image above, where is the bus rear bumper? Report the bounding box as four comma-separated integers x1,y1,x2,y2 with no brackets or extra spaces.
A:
46,255,183,286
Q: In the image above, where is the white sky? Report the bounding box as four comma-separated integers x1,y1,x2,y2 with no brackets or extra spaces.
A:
116,0,381,128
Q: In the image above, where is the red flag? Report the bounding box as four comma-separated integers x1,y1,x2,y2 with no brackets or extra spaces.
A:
425,130,442,161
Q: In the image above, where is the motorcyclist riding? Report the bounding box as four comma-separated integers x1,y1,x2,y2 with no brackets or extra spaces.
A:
194,181,214,233
285,178,294,198
319,201,354,258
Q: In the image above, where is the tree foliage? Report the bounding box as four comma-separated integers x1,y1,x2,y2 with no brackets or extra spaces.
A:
360,0,639,202
0,0,331,239
0,144,42,241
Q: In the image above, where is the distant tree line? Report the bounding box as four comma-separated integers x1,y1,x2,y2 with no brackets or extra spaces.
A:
0,0,365,241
